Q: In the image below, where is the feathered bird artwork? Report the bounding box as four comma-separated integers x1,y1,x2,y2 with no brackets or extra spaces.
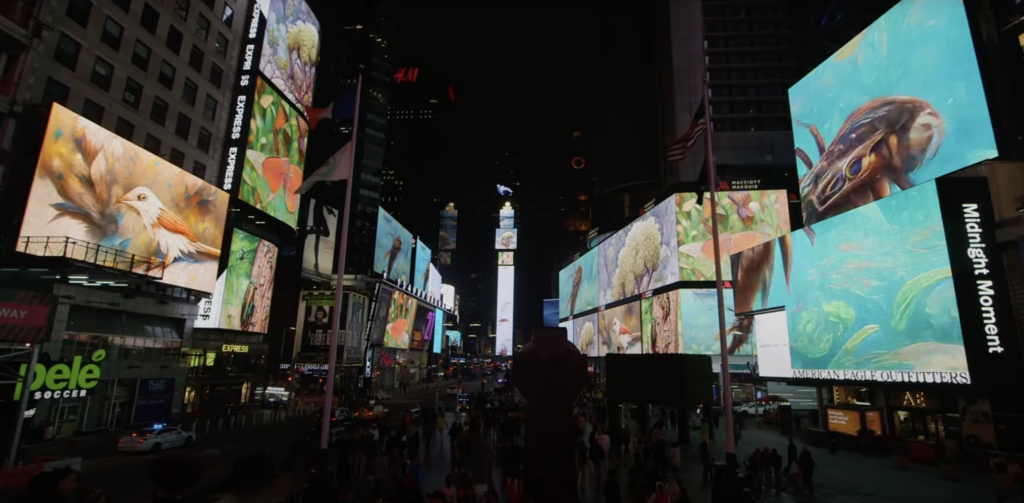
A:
18,105,229,293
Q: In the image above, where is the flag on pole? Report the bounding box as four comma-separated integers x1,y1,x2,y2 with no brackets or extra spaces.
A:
296,75,363,195
666,99,707,163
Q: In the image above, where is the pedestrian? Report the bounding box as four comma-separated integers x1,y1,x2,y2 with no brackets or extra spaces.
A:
604,469,621,503
771,448,783,492
576,440,590,488
577,413,586,440
699,441,713,483
787,438,798,471
483,441,496,490
668,409,677,431
669,442,681,478
590,431,606,484
597,428,611,465
733,417,742,445
371,449,388,494
449,423,461,459
798,447,816,493
441,474,458,503
647,481,669,503
148,454,204,503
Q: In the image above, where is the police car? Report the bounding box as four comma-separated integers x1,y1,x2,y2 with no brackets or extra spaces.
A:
117,424,195,452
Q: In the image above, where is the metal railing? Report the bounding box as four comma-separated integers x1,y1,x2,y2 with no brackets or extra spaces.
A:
17,236,165,279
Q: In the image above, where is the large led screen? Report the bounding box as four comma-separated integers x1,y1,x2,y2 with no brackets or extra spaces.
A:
410,302,432,350
679,289,751,355
18,105,229,293
428,264,442,301
599,302,642,355
446,330,462,347
368,286,394,347
373,209,413,282
241,77,308,228
439,209,457,250
641,291,683,354
733,182,968,382
558,248,599,318
433,308,444,353
441,283,455,310
260,0,320,109
789,0,997,235
496,266,514,356
495,229,518,250
753,309,792,378
344,293,368,364
220,229,278,332
414,241,432,291
499,208,514,229
498,251,514,266
383,290,416,349
675,190,790,282
297,291,333,357
302,201,336,280
572,313,598,357
559,319,574,343
599,198,680,304
542,299,558,328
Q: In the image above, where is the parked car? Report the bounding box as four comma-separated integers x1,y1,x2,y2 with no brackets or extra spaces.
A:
445,385,459,396
331,407,353,424
355,405,389,421
117,424,194,453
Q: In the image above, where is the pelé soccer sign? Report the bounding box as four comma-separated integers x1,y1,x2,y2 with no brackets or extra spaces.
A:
14,350,106,400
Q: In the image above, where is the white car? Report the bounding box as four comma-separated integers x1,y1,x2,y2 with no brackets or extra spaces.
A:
734,403,773,417
446,385,459,396
117,425,195,452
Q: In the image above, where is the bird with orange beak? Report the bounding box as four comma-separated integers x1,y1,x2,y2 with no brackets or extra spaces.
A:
116,186,220,266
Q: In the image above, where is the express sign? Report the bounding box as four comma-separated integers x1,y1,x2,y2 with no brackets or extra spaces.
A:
14,350,105,400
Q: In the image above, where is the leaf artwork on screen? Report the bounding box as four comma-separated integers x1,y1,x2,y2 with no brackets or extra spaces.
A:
260,0,320,109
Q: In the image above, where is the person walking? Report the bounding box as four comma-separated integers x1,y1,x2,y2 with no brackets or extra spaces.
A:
576,440,590,489
787,438,798,471
441,474,458,503
699,441,713,483
799,447,817,493
590,431,606,485
647,481,670,503
436,413,448,452
771,448,783,492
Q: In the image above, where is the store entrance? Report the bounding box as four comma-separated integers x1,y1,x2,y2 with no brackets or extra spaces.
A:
105,400,128,429
54,403,81,437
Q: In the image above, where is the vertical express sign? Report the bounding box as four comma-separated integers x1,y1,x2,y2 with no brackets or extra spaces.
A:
936,177,1023,410
219,1,266,191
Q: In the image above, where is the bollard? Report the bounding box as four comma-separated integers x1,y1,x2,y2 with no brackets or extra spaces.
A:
241,414,246,428
229,416,236,429
205,420,210,435
218,418,223,432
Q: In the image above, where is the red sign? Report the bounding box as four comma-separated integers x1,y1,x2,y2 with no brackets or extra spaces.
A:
393,68,419,83
0,289,53,344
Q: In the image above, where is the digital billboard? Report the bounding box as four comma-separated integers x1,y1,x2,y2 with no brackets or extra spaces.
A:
296,291,333,357
599,302,642,355
826,408,862,436
428,264,442,302
495,229,518,250
440,283,455,310
239,77,308,228
675,190,790,281
559,319,574,343
259,0,320,109
302,200,336,280
439,251,452,265
383,290,416,349
410,302,432,350
641,290,683,354
789,0,997,236
433,308,444,353
496,265,514,356
439,208,457,250
219,229,278,332
678,289,749,355
499,208,514,229
498,251,514,266
344,293,368,363
598,197,680,305
558,248,598,318
542,299,559,328
446,330,462,347
572,313,598,357
414,240,432,291
373,209,413,282
732,182,968,382
368,286,394,347
753,309,793,378
19,104,229,294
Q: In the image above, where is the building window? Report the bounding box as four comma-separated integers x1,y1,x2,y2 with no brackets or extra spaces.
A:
196,13,210,40
174,0,190,21
182,78,198,106
65,0,92,28
159,60,176,89
201,0,214,8
115,117,135,140
192,160,207,179
214,33,228,57
101,17,124,51
82,98,105,123
54,32,82,71
150,96,168,126
122,77,143,110
143,134,161,155
189,45,205,72
140,3,159,34
169,147,185,166
209,63,223,88
203,95,218,121
175,112,192,140
166,26,183,54
197,127,212,153
222,4,234,27
42,77,71,106
90,57,114,92
131,40,151,71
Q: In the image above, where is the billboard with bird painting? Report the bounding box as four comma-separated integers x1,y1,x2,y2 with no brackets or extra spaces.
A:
678,289,749,356
598,301,642,356
413,240,432,292
220,229,278,333
373,209,413,282
17,104,229,294
558,248,598,319
789,0,997,242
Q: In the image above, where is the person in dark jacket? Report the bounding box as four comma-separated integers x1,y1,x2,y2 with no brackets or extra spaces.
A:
798,447,817,492
603,469,621,503
787,438,798,470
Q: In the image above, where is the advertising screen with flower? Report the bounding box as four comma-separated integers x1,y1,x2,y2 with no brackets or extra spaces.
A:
260,0,320,109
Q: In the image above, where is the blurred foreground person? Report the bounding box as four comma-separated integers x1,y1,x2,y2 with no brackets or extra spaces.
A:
150,454,204,502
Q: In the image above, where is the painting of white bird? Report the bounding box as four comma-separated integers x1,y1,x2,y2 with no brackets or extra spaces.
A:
599,303,643,355
18,105,229,293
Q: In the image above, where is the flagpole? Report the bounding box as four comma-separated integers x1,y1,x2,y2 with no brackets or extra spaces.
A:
321,71,363,450
698,2,736,455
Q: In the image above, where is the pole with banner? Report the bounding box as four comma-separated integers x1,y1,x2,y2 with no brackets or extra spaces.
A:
320,71,363,450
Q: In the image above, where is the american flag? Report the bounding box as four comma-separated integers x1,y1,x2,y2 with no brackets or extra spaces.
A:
666,99,707,163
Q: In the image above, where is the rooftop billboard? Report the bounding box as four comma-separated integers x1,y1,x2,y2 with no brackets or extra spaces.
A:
373,209,413,282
